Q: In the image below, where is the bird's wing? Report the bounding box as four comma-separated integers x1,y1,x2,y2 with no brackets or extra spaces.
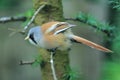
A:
44,22,76,34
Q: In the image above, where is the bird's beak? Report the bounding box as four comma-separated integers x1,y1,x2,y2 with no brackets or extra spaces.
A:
24,36,29,40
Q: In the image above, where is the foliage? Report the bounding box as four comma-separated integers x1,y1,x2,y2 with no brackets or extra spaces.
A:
19,9,34,27
112,33,120,55
109,0,120,10
102,61,120,80
32,54,43,67
98,1,120,80
76,12,115,36
63,66,80,80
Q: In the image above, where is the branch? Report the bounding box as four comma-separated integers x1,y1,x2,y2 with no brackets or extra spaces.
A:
23,4,46,32
65,18,113,37
0,16,27,23
19,60,35,65
50,52,58,80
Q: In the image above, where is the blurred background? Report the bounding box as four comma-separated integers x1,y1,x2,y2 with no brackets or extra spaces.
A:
0,0,119,80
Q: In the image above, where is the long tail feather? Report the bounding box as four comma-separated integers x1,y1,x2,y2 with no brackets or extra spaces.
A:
71,35,112,53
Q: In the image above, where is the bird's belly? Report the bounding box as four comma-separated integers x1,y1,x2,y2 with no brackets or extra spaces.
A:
38,35,72,50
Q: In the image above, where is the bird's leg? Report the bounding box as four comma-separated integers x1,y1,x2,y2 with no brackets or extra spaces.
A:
67,48,71,52
47,48,57,56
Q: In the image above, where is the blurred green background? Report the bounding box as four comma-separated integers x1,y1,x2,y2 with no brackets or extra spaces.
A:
0,0,120,80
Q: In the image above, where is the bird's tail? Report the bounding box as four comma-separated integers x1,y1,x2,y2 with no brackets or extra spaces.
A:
70,35,112,53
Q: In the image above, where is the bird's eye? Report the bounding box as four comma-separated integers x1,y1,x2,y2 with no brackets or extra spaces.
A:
29,33,37,44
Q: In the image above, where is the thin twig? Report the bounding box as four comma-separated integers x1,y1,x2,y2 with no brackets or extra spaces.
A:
0,16,27,23
50,52,58,80
23,4,46,32
19,60,35,65
8,28,25,35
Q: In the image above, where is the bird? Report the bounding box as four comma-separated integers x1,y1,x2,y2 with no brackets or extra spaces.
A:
25,21,112,53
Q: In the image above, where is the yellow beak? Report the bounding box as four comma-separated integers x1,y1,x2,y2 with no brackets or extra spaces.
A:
24,36,29,40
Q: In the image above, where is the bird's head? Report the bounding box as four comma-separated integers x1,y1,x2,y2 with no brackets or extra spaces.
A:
25,26,43,46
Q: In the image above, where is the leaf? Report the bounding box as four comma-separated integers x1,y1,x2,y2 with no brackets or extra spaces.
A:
109,0,120,10
63,66,80,80
102,61,120,80
25,9,34,18
113,5,120,9
109,1,119,4
77,12,86,21
32,55,43,67
86,14,98,26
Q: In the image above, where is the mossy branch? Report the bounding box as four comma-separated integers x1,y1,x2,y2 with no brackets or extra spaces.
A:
65,12,115,37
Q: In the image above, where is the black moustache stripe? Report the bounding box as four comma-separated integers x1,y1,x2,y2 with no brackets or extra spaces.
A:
29,33,37,44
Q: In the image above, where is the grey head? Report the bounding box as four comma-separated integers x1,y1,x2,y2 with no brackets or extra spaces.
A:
25,26,43,46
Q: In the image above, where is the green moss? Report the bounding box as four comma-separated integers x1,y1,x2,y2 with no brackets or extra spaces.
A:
62,66,80,80
33,0,64,25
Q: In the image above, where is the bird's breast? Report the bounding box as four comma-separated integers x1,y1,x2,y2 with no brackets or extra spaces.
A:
38,34,72,50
